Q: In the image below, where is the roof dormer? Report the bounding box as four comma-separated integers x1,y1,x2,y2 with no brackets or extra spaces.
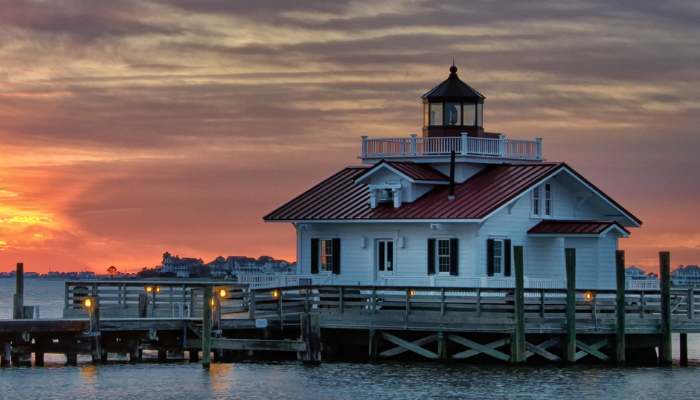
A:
354,161,448,208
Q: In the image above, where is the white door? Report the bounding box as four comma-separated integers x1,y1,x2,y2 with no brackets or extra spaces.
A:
377,240,395,278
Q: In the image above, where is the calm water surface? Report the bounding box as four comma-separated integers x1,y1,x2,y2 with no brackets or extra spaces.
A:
1,279,700,399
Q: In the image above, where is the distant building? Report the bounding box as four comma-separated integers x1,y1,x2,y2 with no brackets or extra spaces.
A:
672,265,700,287
158,252,204,278
625,266,659,290
204,255,296,279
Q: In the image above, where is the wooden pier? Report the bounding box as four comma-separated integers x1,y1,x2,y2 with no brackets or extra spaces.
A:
1,251,698,367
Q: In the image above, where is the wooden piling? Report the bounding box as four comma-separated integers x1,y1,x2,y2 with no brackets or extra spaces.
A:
202,286,213,367
368,328,377,362
158,350,167,362
189,349,199,362
565,248,576,363
66,352,78,366
87,296,102,364
13,263,24,320
680,333,688,366
511,246,525,364
659,251,672,365
138,294,148,318
615,250,626,364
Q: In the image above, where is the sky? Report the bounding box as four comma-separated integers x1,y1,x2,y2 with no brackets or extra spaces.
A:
0,0,699,274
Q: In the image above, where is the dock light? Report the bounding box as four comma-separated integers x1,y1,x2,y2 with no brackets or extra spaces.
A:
410,290,415,297
146,286,152,292
84,298,92,308
585,292,594,300
219,289,227,298
155,286,161,294
211,298,215,306
273,290,279,298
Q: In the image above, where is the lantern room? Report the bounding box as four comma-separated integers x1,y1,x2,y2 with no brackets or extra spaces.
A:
422,65,494,138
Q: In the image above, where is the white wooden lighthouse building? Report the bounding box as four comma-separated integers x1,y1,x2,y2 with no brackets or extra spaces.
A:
262,66,641,290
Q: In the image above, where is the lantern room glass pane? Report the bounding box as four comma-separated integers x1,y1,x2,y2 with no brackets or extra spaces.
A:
445,102,461,126
429,103,443,126
423,103,429,127
476,103,483,126
463,104,476,126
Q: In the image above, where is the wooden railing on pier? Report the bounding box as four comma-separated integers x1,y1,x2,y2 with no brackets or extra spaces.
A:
248,285,700,333
64,281,248,318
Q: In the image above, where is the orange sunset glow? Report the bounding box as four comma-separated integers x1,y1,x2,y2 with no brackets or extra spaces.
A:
0,1,699,274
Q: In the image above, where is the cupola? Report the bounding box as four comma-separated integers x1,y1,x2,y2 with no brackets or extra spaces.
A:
422,65,491,138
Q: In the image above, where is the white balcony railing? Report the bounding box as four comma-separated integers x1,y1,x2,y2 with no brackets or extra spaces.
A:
241,274,564,290
361,133,542,160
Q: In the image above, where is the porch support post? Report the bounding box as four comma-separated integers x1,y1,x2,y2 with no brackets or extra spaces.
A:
565,248,576,363
615,250,626,364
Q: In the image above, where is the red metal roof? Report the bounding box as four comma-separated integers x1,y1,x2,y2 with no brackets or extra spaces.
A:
264,163,569,221
372,161,448,182
527,220,630,235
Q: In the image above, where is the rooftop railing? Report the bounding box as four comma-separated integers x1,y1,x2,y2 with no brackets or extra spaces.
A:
361,133,542,160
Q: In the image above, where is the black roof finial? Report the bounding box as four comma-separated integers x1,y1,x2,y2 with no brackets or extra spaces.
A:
449,62,458,78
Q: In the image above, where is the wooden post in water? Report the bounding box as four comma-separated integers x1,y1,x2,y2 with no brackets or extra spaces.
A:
615,250,626,364
511,246,526,364
202,286,213,368
309,313,322,363
565,248,577,363
13,263,24,320
659,251,672,365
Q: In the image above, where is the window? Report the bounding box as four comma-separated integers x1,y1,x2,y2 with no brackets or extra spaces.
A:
532,186,540,216
320,239,333,272
487,239,511,277
476,103,483,126
437,239,451,273
493,239,503,274
445,102,461,126
429,103,443,126
544,184,552,217
428,238,459,276
463,104,476,126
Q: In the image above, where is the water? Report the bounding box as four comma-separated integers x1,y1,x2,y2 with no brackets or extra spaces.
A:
1,279,700,399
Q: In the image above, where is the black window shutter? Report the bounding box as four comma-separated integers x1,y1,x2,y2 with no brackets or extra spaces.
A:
487,239,495,277
310,238,319,274
427,239,436,275
332,238,341,275
504,239,512,277
449,238,459,276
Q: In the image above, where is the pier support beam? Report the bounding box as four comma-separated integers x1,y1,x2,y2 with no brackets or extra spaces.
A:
659,251,672,365
189,349,199,362
511,246,526,364
301,313,321,364
86,296,102,364
202,286,213,368
1,342,10,367
66,352,78,366
680,333,688,366
565,248,576,363
34,352,44,367
615,250,626,364
368,329,378,362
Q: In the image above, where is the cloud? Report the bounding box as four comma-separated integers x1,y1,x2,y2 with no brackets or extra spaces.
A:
0,0,699,271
